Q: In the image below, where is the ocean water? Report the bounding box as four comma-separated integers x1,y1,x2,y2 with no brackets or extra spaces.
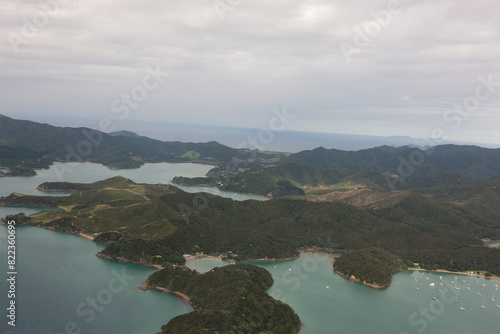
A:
1,164,499,334
187,253,500,334
38,116,500,152
0,162,267,201
0,226,192,334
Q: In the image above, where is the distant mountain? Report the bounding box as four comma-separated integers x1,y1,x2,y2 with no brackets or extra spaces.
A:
0,115,284,173
283,144,500,178
3,114,500,182
108,130,140,137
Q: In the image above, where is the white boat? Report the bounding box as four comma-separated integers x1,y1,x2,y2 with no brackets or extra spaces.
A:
480,302,486,309
492,295,495,302
460,303,465,311
429,282,435,286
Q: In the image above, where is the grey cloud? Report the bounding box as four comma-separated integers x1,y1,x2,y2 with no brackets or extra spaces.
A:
0,0,499,144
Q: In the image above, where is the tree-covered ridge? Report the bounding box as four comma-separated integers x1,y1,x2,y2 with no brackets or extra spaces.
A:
146,264,301,334
173,162,493,207
334,248,409,288
215,163,350,196
36,175,138,191
3,177,500,276
283,145,500,178
397,247,500,276
0,115,284,174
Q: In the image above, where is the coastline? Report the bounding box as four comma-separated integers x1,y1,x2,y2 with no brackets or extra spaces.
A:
334,269,388,289
36,186,79,192
97,253,164,270
140,282,194,309
0,221,97,242
409,268,500,281
185,253,302,262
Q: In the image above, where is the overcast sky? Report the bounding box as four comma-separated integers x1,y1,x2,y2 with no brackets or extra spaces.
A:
1,0,499,144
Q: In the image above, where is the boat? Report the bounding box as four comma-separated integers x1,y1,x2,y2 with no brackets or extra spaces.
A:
460,303,465,311
492,295,495,302
429,282,435,286
480,302,486,309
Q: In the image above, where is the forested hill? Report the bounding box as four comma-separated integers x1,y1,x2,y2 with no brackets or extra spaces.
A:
282,145,500,178
146,264,301,333
0,115,284,172
3,114,500,180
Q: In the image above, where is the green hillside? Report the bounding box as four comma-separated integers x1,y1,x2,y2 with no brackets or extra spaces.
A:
3,177,500,272
146,264,301,333
283,145,500,178
334,248,408,288
0,115,284,174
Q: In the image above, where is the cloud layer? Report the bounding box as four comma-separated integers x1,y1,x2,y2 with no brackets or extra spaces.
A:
1,0,499,144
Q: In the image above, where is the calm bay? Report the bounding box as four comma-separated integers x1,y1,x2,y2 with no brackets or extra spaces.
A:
1,162,499,334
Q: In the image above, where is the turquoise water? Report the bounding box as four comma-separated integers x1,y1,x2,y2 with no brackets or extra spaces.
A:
0,206,60,218
2,225,499,334
185,257,232,273
0,226,192,334
0,162,267,200
187,253,500,334
1,164,499,334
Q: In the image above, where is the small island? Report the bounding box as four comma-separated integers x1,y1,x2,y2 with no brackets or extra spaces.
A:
144,264,301,333
334,248,409,288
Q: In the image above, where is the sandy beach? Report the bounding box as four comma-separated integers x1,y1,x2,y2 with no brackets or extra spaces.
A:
140,283,194,308
77,233,95,241
410,268,500,281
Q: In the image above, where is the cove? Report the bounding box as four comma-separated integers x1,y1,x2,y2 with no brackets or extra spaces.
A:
0,162,267,201
187,253,500,334
0,226,192,334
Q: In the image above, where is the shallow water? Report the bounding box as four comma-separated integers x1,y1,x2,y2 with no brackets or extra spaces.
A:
188,253,500,334
0,226,192,334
